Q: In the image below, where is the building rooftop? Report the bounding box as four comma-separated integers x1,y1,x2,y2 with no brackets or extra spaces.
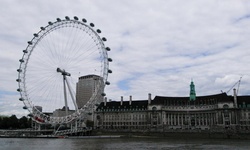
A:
152,93,232,105
97,93,250,109
97,100,148,111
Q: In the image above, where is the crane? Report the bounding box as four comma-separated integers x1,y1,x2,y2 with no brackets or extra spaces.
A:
226,76,242,95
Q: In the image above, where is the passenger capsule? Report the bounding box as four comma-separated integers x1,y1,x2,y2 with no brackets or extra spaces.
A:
19,59,24,63
96,29,101,33
40,27,45,30
102,37,107,41
23,106,28,109
16,79,21,82
74,16,78,20
23,50,28,53
82,18,87,23
108,69,112,73
28,114,33,117
105,81,110,85
48,21,53,25
33,33,38,37
65,16,70,20
101,93,106,96
90,23,95,27
57,18,61,22
17,69,22,72
108,58,113,62
19,98,24,101
27,41,32,45
105,47,111,51
17,88,22,92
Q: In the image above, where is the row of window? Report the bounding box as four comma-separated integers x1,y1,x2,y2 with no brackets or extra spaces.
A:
162,105,216,110
163,99,217,106
164,113,215,118
103,122,147,126
241,112,250,119
97,108,147,112
238,103,250,108
101,113,217,121
103,114,147,121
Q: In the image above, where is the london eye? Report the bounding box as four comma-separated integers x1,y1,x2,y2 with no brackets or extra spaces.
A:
16,16,112,125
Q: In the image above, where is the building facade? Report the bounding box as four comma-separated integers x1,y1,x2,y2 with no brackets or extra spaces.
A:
95,82,250,132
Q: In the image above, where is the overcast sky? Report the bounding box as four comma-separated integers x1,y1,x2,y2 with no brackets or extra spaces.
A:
0,0,250,117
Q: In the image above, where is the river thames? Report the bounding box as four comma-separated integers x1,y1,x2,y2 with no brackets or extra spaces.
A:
0,137,250,150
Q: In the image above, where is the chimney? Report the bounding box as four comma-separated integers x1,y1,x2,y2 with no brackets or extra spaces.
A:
148,93,152,105
121,96,123,106
129,95,132,105
233,88,238,108
104,97,107,106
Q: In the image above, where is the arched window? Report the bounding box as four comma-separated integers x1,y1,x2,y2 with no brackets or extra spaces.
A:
223,104,229,109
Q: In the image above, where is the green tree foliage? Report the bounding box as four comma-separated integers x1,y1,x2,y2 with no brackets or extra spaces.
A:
19,116,31,128
0,115,31,129
9,115,19,129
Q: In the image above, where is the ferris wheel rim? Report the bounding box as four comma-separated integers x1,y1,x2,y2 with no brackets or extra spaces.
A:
16,16,112,124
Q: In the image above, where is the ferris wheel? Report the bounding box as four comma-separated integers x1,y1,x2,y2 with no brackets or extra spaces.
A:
16,16,112,124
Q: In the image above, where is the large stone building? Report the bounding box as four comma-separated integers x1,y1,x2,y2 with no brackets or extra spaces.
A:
95,81,250,132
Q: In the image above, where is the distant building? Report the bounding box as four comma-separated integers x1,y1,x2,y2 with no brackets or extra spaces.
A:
95,81,250,132
52,106,75,117
76,75,104,109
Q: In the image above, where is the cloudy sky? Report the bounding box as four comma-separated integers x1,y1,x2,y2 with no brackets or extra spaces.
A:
0,0,250,117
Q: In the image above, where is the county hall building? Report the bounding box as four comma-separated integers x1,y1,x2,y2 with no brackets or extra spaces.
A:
95,81,250,132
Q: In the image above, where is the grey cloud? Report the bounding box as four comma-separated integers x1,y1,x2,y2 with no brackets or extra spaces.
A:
0,0,250,116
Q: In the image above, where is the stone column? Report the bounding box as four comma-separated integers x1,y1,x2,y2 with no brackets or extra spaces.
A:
206,113,208,126
198,114,200,126
214,113,216,125
205,113,207,126
194,114,196,126
216,112,218,125
171,114,172,126
232,111,235,124
181,113,183,126
177,113,179,126
175,114,176,126
169,114,170,126
168,113,170,125
209,113,211,126
201,113,203,126
229,112,231,125
173,114,175,126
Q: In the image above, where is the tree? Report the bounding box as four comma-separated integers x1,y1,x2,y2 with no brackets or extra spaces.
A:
1,117,10,129
19,116,30,129
9,115,19,129
0,117,3,128
0,115,32,129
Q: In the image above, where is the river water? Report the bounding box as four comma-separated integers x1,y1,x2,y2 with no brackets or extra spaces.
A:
0,137,250,150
